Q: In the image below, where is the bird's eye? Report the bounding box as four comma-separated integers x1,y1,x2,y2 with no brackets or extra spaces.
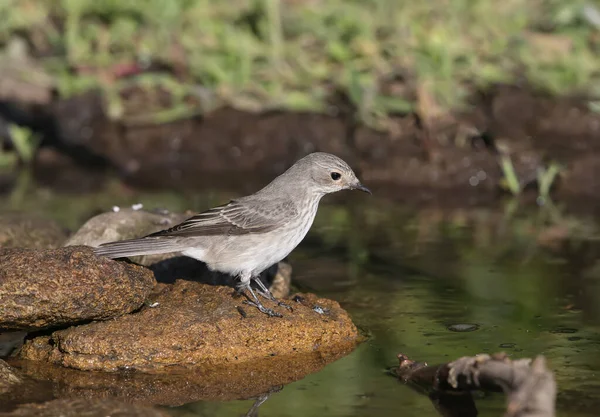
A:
330,172,341,180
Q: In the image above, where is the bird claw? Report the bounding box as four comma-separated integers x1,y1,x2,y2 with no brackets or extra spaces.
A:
256,289,293,311
243,300,283,318
277,301,293,311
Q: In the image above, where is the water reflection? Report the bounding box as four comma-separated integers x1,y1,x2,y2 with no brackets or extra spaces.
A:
1,178,600,416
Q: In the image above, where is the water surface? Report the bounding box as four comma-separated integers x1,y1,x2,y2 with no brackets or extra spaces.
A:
2,176,599,417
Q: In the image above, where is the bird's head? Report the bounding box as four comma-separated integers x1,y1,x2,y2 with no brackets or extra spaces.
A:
296,152,371,196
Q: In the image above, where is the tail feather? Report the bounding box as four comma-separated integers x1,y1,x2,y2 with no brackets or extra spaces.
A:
94,237,184,259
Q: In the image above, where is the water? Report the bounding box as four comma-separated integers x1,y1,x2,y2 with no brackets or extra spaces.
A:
2,175,600,416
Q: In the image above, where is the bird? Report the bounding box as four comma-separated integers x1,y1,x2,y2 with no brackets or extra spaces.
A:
94,152,371,317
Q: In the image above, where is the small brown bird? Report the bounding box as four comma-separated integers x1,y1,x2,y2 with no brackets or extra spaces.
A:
95,152,370,316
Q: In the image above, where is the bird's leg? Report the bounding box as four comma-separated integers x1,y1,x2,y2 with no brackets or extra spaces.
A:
238,274,282,318
252,276,292,311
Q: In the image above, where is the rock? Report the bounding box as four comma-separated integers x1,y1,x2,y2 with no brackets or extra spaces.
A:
269,261,292,299
0,398,169,417
13,345,353,405
20,280,359,372
0,214,68,249
0,359,22,395
0,246,156,331
68,209,292,296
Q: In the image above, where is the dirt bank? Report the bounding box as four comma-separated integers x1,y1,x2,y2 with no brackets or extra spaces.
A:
2,84,599,202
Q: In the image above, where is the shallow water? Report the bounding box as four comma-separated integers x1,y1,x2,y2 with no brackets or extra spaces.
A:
2,176,600,416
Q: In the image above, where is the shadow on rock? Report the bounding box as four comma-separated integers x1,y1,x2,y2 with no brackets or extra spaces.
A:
149,256,291,298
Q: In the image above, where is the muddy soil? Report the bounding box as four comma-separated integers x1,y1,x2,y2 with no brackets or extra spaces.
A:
1,84,599,202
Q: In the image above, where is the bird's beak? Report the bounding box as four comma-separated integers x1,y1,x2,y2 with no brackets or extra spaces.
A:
350,182,372,194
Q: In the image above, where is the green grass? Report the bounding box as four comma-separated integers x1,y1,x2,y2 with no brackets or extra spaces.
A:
0,124,39,169
1,0,599,128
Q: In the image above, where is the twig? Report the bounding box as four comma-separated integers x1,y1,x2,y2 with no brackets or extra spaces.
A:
393,352,556,417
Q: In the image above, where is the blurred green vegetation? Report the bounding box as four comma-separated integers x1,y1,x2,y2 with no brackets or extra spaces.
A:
1,0,600,128
0,124,39,169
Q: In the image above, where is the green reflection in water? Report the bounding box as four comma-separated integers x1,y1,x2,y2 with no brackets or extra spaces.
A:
2,178,600,416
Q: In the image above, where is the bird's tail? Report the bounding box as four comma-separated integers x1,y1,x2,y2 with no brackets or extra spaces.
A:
93,237,185,259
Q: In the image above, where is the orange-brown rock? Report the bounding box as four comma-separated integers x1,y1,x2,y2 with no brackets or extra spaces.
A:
0,398,169,417
0,246,156,331
20,280,359,372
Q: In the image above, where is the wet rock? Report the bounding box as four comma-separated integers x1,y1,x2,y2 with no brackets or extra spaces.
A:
68,209,292,296
0,360,22,395
13,344,353,405
0,246,155,331
0,214,68,249
20,280,359,372
0,398,169,417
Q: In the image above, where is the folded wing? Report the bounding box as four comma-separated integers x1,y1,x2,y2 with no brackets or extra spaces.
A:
146,198,297,238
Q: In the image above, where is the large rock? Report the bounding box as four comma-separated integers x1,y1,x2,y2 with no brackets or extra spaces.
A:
20,280,359,372
0,398,169,417
0,214,68,249
0,246,156,331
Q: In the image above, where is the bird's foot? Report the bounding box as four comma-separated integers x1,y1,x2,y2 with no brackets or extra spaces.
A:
252,276,293,311
243,299,283,318
256,289,293,311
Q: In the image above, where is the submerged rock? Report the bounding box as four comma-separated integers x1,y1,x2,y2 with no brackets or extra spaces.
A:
0,246,155,331
0,214,68,249
20,280,359,372
0,398,169,417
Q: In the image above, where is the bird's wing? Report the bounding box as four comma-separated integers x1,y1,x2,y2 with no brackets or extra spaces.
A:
146,199,298,238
